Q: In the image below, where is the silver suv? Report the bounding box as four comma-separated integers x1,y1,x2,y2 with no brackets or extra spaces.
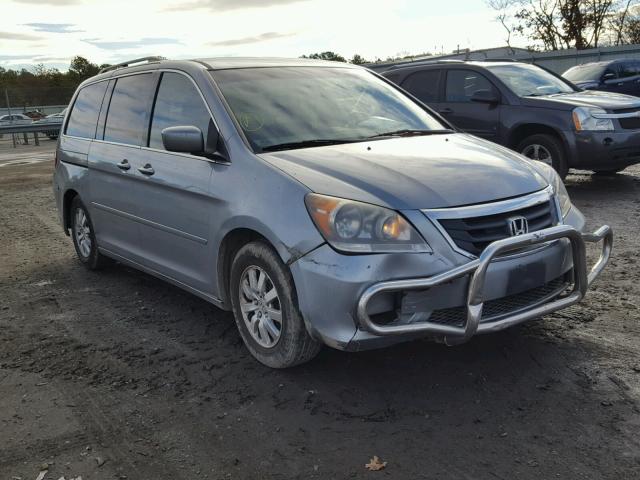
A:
53,57,612,368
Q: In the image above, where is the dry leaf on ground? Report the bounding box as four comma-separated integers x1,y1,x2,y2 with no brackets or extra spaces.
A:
365,456,387,471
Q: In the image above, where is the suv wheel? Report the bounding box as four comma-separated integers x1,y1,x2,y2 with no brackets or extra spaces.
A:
70,196,110,270
517,134,568,179
230,241,321,368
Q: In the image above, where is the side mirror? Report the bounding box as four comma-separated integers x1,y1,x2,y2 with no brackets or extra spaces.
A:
161,126,204,154
602,72,616,82
470,89,500,104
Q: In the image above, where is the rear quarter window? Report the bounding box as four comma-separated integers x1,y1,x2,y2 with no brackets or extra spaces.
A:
65,81,108,139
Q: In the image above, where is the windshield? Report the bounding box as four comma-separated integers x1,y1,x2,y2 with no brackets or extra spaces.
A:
486,63,575,97
563,64,607,82
210,67,447,152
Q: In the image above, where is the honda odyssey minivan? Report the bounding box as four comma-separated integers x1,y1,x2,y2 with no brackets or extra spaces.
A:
53,57,612,368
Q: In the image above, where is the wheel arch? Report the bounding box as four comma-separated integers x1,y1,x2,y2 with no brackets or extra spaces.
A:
508,123,568,156
62,188,79,235
216,227,280,309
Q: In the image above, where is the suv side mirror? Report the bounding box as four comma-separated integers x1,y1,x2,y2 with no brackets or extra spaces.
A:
162,125,204,154
602,72,616,82
470,89,500,104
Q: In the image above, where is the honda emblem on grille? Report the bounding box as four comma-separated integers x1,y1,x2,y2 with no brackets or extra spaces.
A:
507,216,529,236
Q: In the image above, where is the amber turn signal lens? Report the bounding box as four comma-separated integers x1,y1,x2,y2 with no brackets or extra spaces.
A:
305,194,341,237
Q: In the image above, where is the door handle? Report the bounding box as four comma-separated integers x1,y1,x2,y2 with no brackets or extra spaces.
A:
439,108,453,114
117,159,131,171
138,164,155,176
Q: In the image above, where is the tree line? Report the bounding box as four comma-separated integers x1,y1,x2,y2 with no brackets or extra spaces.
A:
0,56,107,109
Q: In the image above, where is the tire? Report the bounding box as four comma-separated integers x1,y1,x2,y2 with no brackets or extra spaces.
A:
229,241,321,368
70,196,110,270
593,168,625,176
517,134,568,180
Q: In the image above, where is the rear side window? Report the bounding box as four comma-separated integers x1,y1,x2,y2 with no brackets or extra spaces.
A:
66,81,108,139
401,70,441,103
148,72,212,150
445,69,495,102
104,73,153,146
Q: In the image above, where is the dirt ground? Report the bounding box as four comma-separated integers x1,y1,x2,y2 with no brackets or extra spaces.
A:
1,141,639,480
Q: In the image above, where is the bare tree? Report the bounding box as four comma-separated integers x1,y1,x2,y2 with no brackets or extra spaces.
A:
486,0,518,50
488,0,637,50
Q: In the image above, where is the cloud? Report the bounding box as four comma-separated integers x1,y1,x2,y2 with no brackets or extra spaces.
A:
0,54,36,61
208,31,296,47
11,0,83,4
0,31,43,41
25,23,84,33
83,37,182,50
165,0,307,12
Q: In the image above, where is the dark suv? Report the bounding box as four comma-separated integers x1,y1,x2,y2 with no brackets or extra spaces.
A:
564,59,640,96
383,60,640,177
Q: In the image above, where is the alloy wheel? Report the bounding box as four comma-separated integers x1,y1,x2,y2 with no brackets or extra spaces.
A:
521,143,553,166
74,207,92,258
238,266,283,348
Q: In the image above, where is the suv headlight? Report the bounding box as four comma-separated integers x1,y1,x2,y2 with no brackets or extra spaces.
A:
305,193,430,253
532,161,572,219
572,107,614,131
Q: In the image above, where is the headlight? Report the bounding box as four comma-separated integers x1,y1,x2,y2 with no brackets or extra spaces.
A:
532,161,571,219
551,171,571,218
572,107,614,131
305,194,430,253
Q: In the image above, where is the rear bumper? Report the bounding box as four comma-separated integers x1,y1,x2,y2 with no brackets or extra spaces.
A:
356,224,612,345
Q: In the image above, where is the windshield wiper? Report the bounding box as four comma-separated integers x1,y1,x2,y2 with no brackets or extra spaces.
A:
366,128,453,139
261,138,358,152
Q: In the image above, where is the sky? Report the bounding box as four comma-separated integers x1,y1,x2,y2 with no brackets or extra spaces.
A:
0,0,528,71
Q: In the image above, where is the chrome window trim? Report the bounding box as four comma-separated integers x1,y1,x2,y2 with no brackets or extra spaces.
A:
422,185,556,259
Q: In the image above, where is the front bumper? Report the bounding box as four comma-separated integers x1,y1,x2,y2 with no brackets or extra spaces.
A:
356,224,612,345
568,130,640,170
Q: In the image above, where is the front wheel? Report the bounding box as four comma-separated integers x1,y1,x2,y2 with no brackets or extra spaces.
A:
230,241,321,368
70,196,110,270
517,134,568,180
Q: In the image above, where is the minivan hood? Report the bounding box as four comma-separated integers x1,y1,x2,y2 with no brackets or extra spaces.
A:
259,133,548,210
522,89,640,110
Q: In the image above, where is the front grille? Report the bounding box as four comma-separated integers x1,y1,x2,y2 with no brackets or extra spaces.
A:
613,108,640,129
428,276,568,327
438,200,555,256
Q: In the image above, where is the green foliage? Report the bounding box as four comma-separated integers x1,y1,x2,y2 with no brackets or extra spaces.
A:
0,56,110,109
350,54,369,65
301,51,347,62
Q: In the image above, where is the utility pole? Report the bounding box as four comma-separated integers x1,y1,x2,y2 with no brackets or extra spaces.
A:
5,89,16,148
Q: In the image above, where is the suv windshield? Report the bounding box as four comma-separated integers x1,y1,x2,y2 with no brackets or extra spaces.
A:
211,67,447,152
486,63,575,97
564,64,607,82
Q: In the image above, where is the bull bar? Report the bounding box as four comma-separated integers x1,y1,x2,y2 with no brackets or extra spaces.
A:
356,224,613,345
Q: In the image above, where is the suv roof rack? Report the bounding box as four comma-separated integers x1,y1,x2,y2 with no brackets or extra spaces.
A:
474,58,519,62
99,56,166,74
386,59,465,71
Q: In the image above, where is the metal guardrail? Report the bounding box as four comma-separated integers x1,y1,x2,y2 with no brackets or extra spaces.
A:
0,122,62,135
0,122,62,147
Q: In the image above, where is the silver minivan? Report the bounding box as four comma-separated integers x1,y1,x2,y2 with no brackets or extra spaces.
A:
53,57,612,368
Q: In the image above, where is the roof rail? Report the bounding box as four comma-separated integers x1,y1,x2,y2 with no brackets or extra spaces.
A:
99,56,166,74
386,58,465,71
475,58,519,62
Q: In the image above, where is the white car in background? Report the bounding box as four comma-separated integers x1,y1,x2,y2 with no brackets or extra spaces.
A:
0,113,33,125
0,113,33,139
